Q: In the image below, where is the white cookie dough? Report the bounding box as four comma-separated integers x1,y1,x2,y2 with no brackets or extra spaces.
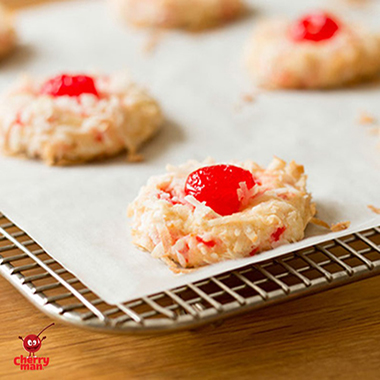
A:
245,14,380,89
128,157,315,270
0,73,163,165
111,0,244,30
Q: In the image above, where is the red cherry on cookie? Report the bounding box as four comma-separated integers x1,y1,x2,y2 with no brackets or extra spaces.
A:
290,12,339,42
184,164,257,216
41,74,99,97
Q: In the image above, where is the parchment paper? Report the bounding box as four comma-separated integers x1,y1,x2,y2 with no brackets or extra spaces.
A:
0,0,379,304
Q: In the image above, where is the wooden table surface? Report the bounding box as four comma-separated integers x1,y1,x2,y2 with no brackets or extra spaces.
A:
1,273,380,379
1,1,380,379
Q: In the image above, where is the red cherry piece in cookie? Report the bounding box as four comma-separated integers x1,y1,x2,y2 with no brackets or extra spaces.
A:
291,12,339,42
41,74,99,98
271,226,286,242
184,164,256,216
196,236,216,248
249,247,259,257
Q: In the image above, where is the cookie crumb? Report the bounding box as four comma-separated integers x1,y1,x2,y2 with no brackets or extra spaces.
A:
143,30,164,55
368,205,380,214
358,111,376,125
242,93,255,103
331,221,351,232
234,92,256,112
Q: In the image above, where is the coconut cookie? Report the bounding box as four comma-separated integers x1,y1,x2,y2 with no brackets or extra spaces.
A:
0,73,163,165
0,4,16,58
245,12,380,89
128,157,315,270
111,0,244,30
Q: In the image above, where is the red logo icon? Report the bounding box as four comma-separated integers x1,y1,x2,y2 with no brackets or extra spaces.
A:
14,322,54,371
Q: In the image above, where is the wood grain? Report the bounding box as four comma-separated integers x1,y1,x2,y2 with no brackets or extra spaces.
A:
1,1,380,379
1,273,380,379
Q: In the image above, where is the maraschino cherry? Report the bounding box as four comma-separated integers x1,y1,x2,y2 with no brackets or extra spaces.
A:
290,12,340,42
184,164,257,216
41,74,99,97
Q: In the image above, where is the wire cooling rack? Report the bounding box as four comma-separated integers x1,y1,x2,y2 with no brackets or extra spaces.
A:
1,212,380,333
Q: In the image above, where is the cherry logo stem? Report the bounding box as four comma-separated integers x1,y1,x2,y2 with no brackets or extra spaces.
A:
36,323,55,337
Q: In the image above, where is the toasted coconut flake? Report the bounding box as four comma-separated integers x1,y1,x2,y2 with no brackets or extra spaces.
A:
311,217,331,230
368,205,380,214
331,221,351,232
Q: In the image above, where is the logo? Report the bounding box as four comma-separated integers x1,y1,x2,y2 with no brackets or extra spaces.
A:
14,322,54,371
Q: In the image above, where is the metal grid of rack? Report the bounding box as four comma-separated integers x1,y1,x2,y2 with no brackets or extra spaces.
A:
1,211,379,333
